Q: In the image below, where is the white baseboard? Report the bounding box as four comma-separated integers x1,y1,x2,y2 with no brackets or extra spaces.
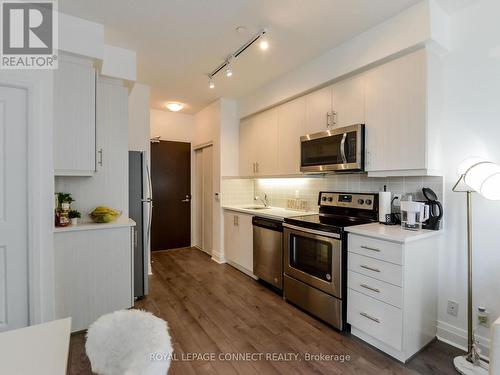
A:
210,249,226,264
437,320,490,359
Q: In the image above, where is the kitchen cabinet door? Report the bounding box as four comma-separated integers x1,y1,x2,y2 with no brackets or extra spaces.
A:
332,75,365,128
54,54,96,176
54,226,134,332
278,97,306,175
365,50,427,172
305,85,333,135
224,211,253,274
253,108,279,176
239,116,256,176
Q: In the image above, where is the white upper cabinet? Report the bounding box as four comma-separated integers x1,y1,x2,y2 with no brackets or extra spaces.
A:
238,47,441,178
239,108,279,177
54,54,96,176
365,49,433,176
332,74,365,128
305,85,333,135
278,97,306,175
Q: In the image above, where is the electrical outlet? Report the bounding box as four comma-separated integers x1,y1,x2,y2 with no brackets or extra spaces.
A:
447,300,459,317
393,194,402,207
478,306,489,326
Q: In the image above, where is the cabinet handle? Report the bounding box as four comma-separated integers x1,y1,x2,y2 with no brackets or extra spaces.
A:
234,215,239,226
360,264,381,273
361,245,381,252
360,283,380,293
360,312,380,323
134,228,138,247
98,148,103,166
256,162,259,174
252,162,256,174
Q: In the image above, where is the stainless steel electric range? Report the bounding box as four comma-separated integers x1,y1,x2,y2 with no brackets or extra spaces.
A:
283,191,378,331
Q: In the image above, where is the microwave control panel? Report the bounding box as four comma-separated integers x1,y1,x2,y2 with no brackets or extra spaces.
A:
319,192,376,210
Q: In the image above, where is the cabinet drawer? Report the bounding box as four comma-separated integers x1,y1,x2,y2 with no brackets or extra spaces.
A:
348,234,403,265
348,253,402,286
347,289,403,350
348,271,402,308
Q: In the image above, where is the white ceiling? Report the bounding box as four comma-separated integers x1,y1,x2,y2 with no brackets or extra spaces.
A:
60,0,422,114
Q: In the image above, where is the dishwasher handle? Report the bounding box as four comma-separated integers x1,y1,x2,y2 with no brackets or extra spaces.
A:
252,217,283,232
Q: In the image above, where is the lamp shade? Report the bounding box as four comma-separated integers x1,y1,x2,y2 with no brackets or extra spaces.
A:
461,159,500,200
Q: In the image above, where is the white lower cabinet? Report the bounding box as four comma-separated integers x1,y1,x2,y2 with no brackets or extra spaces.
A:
223,210,253,275
54,225,134,332
347,233,438,363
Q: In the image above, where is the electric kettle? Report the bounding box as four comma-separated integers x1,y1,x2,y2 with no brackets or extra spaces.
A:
421,187,443,230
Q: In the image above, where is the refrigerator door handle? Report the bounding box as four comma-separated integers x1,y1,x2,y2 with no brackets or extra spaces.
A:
144,157,153,250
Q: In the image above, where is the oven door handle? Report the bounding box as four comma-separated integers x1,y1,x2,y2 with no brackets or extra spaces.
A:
283,223,341,239
340,132,348,164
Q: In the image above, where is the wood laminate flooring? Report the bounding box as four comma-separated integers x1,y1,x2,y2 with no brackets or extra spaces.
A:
68,247,462,375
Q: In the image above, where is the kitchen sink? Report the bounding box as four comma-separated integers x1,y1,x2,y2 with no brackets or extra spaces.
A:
244,206,271,210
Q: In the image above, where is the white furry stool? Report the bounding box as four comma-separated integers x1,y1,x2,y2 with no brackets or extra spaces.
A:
86,310,173,375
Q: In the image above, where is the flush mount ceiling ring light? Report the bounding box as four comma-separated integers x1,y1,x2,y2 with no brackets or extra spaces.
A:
207,28,269,89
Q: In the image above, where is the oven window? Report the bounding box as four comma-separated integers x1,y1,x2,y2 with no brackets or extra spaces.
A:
290,234,333,281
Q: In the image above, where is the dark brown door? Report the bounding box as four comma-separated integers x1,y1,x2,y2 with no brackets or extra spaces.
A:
151,140,191,251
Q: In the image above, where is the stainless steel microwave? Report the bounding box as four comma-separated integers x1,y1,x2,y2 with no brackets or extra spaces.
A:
300,124,365,173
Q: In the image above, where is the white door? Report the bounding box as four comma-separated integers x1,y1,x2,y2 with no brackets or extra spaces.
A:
202,146,213,254
0,85,28,332
194,145,213,255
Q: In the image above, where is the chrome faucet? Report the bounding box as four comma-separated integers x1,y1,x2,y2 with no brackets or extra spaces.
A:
255,193,269,207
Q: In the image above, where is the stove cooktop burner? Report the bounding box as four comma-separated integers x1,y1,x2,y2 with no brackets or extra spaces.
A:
285,214,375,233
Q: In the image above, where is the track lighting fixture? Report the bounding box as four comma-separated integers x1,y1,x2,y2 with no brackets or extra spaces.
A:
206,28,269,88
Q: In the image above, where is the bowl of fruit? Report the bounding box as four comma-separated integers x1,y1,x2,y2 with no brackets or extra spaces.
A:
89,206,122,223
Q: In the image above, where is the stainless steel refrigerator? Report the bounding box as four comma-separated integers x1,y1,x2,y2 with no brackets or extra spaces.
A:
129,151,152,298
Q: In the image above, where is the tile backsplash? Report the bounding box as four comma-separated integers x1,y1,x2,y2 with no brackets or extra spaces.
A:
221,175,443,213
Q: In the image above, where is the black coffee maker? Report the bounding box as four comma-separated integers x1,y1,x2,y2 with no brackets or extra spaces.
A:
421,187,443,230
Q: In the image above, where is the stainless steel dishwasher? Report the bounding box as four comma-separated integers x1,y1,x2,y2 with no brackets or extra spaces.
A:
252,217,284,290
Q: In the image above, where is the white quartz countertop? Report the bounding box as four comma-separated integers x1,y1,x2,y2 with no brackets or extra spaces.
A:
346,222,442,244
54,217,136,233
222,205,316,220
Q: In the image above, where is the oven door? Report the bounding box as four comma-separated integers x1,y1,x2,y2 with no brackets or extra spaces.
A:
284,224,342,297
300,124,364,173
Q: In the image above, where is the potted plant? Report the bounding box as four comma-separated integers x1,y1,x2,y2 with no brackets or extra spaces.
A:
57,193,74,211
68,210,81,226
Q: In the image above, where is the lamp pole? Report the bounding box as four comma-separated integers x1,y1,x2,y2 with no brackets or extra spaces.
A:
466,190,473,358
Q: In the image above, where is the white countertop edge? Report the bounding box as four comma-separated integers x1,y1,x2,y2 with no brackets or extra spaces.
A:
222,205,316,220
54,217,136,233
346,223,443,244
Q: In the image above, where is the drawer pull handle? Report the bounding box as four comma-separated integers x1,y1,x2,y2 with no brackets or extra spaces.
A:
360,283,380,293
360,265,381,273
361,245,381,252
360,312,381,323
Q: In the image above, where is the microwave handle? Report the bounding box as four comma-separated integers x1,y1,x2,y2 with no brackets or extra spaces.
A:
340,133,348,164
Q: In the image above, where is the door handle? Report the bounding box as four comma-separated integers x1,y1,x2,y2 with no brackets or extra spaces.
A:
360,245,381,252
181,195,191,203
360,283,380,293
360,312,380,323
360,264,381,273
340,133,347,164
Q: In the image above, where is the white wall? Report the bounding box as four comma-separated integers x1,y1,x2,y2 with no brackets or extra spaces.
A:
129,83,151,153
150,109,194,142
237,0,449,118
436,0,500,355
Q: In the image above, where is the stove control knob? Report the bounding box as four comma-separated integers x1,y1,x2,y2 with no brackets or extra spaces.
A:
358,199,364,205
365,199,372,205
322,196,327,202
328,197,333,202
